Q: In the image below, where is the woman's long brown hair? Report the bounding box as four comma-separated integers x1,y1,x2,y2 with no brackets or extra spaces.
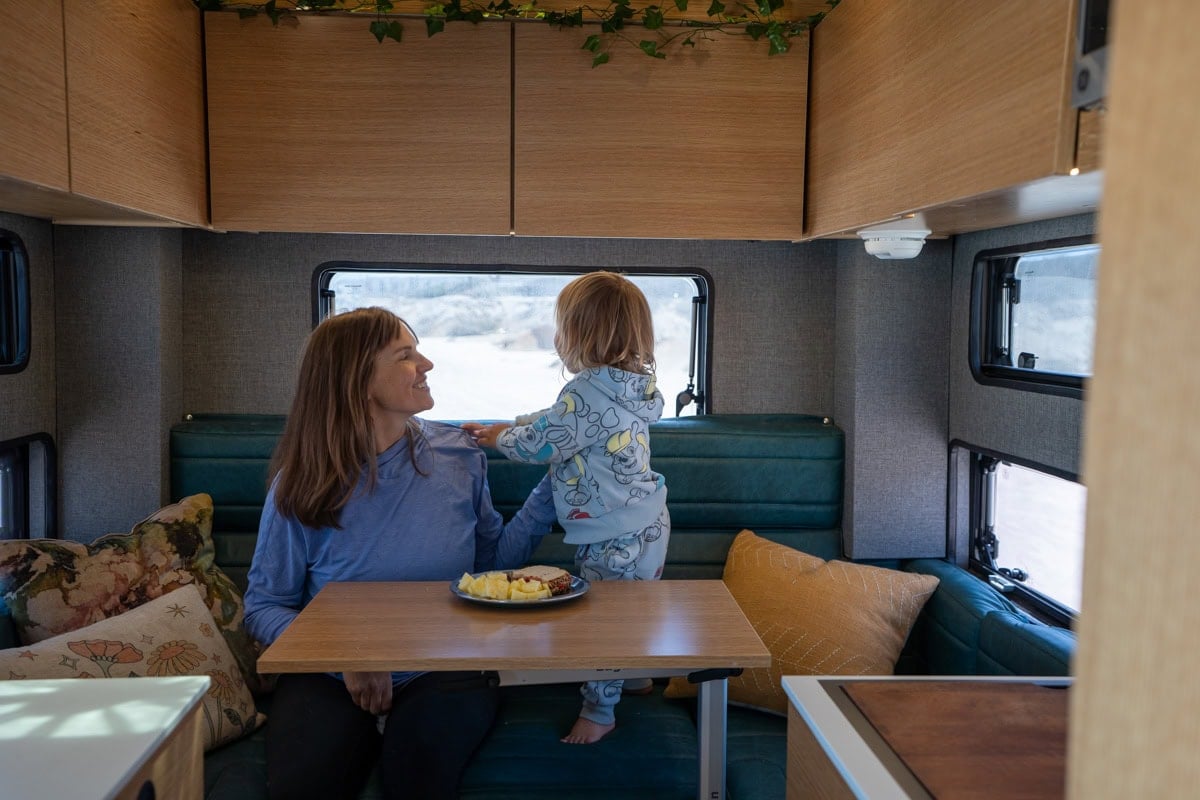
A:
269,307,411,529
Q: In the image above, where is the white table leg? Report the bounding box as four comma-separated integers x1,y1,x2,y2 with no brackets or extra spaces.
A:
697,677,728,800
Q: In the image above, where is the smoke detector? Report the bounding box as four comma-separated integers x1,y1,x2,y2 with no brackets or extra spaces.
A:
857,216,932,260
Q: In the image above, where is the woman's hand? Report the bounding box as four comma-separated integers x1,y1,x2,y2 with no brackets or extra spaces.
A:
461,422,511,449
344,671,393,714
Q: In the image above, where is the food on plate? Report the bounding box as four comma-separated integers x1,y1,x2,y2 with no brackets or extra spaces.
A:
507,565,573,596
455,565,573,601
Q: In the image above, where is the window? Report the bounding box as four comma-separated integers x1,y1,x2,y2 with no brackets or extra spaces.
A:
313,266,710,421
0,434,56,540
0,229,31,375
965,446,1085,621
970,237,1099,398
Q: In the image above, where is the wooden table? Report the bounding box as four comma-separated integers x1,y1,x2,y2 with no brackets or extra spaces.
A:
782,675,1072,800
0,676,210,800
259,579,771,800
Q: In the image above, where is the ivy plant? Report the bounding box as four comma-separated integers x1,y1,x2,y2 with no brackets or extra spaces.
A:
195,0,838,67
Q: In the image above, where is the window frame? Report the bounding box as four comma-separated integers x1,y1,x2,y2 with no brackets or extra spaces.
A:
957,439,1079,627
0,433,57,540
0,228,31,375
968,234,1097,399
311,263,714,415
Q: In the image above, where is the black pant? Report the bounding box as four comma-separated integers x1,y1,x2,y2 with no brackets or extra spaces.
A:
265,672,499,800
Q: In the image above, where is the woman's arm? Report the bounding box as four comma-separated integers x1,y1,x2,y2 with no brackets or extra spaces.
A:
474,472,557,571
243,490,308,647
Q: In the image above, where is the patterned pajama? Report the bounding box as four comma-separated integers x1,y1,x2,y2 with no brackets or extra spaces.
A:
574,506,671,726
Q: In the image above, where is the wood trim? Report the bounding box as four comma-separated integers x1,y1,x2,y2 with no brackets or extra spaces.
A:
787,706,856,800
63,0,208,226
1075,108,1104,174
113,702,204,800
513,25,807,240
0,2,69,191
205,13,511,234
806,0,1078,239
1069,2,1200,798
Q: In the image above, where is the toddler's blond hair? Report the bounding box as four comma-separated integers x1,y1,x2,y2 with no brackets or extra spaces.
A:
555,271,655,375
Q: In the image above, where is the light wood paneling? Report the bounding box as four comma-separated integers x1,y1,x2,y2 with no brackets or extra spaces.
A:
0,3,69,191
205,13,511,234
806,0,1078,239
513,25,807,240
63,0,208,226
0,176,184,225
114,703,204,800
1075,108,1104,173
786,706,856,800
1069,3,1200,799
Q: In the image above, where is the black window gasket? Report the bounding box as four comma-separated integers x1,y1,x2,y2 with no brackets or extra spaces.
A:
955,439,1078,628
0,228,31,375
0,432,57,540
968,234,1096,400
310,262,714,415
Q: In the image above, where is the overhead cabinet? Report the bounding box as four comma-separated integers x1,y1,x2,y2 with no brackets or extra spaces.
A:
804,0,1098,239
0,0,207,226
512,26,808,240
204,13,512,235
204,15,808,239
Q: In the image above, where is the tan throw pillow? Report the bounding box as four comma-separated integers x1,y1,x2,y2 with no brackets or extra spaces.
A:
664,529,940,715
0,583,265,751
0,494,267,693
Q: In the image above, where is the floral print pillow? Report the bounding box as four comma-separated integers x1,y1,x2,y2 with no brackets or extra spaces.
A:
0,493,268,693
0,583,265,751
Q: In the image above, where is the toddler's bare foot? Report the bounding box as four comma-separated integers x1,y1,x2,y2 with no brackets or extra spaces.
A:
561,717,615,744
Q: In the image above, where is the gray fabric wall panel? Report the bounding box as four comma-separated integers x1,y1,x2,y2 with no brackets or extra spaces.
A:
834,237,952,560
180,232,839,417
54,227,183,541
0,213,56,444
949,214,1094,476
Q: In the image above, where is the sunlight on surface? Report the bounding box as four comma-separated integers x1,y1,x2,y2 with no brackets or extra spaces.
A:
0,677,209,740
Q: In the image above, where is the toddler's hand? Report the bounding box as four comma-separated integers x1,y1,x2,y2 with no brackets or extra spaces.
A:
461,422,511,449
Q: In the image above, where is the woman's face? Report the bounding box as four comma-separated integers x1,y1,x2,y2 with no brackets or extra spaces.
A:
367,326,434,422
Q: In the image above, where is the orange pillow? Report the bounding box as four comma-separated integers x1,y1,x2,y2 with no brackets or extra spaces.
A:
664,530,939,714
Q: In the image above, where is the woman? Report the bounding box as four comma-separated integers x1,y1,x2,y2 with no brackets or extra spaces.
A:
244,307,556,800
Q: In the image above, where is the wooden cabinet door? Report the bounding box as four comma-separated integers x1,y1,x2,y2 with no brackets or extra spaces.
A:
205,13,511,235
805,0,1078,238
513,25,807,240
0,3,70,192
63,0,208,226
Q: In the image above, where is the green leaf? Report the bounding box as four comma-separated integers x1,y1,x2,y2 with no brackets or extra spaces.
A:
766,20,787,54
592,51,611,68
744,21,766,39
643,6,664,29
582,34,602,52
681,34,697,46
235,8,258,18
195,0,223,11
425,15,445,35
638,40,666,58
706,0,724,16
368,19,402,42
674,0,688,9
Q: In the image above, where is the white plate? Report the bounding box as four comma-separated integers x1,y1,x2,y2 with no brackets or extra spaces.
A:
450,573,590,606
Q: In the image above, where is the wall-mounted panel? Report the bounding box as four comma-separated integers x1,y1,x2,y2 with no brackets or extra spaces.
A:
0,4,70,192
205,13,511,235
63,0,208,226
513,26,807,240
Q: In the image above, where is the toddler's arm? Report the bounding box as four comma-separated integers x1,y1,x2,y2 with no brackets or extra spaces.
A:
461,421,511,449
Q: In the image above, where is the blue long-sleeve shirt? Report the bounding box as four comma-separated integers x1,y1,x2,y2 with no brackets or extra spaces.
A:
244,420,556,665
